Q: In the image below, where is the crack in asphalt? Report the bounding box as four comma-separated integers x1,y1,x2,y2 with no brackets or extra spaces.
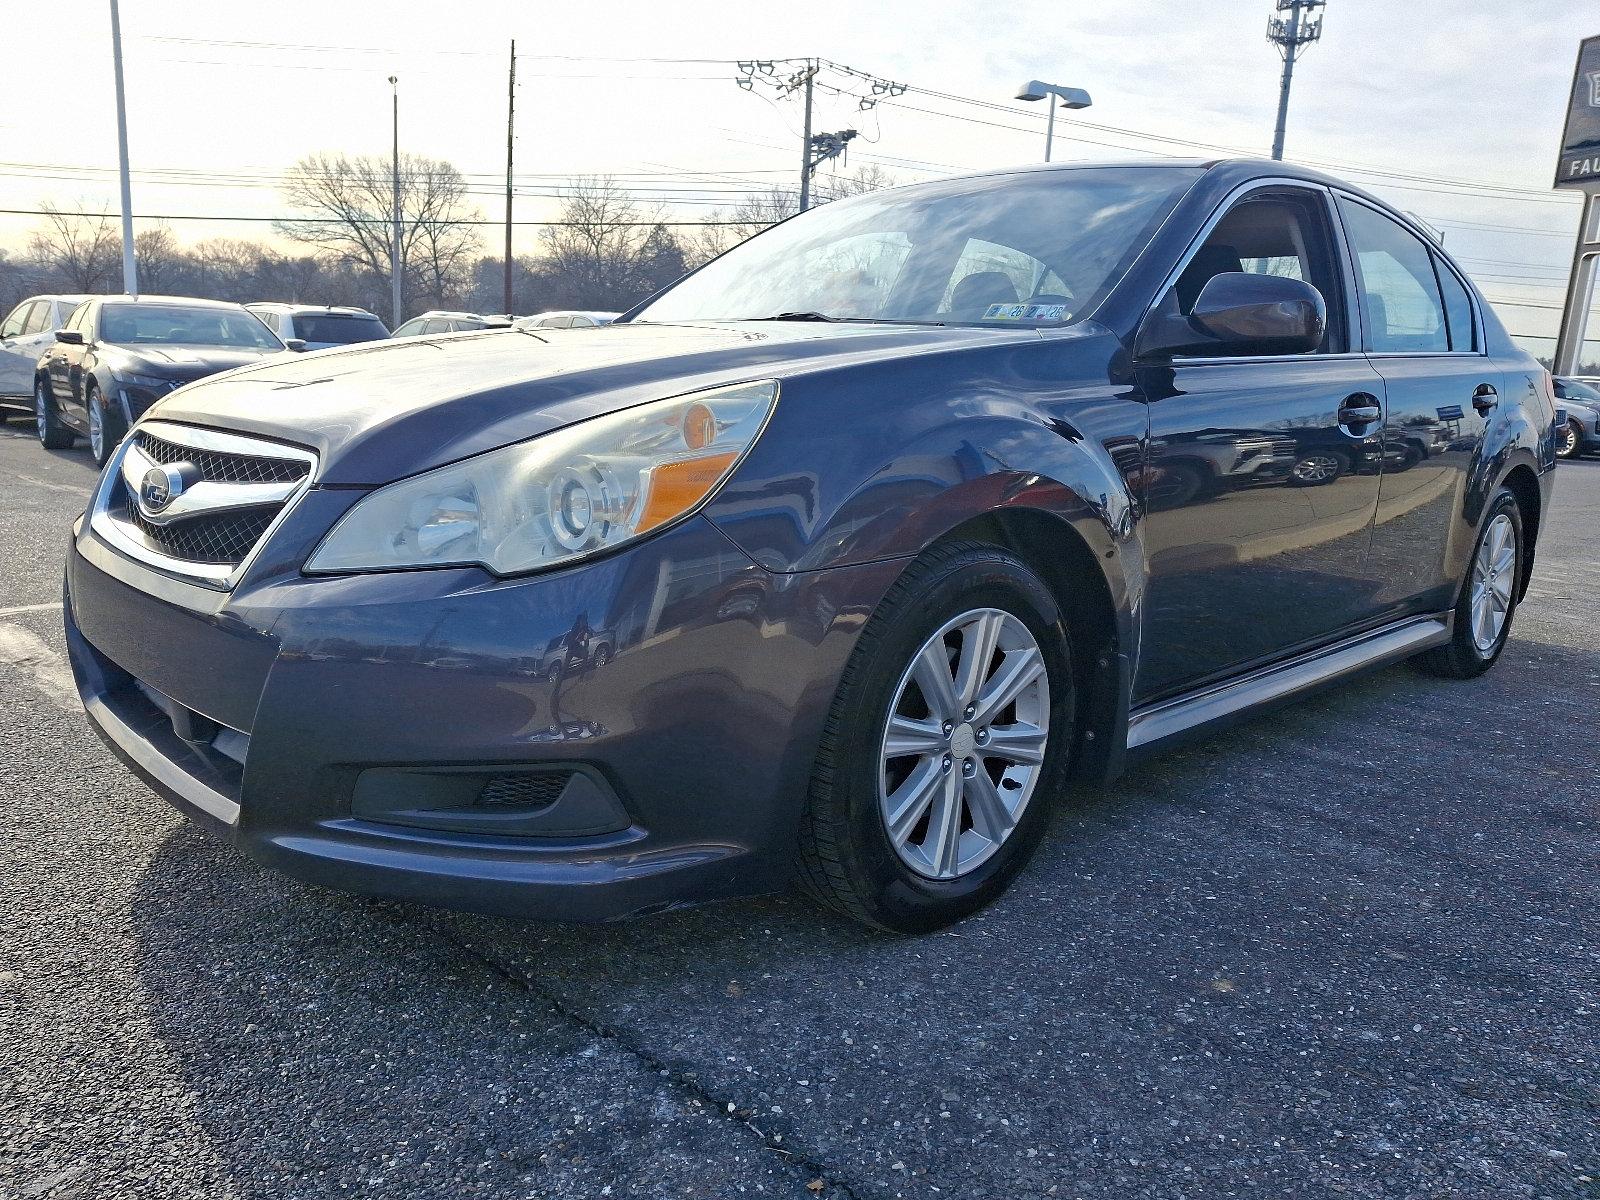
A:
395,909,870,1200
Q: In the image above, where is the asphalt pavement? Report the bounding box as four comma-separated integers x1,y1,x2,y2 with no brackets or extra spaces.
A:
0,422,1594,1200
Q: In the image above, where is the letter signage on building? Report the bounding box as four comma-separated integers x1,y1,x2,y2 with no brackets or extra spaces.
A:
1557,34,1600,189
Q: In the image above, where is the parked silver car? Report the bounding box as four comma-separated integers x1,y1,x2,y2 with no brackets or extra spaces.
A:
0,295,92,419
515,310,620,331
391,311,512,338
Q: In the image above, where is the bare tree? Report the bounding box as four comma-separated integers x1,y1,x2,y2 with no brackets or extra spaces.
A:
28,205,120,293
537,177,688,310
276,151,482,311
134,224,183,293
685,168,896,268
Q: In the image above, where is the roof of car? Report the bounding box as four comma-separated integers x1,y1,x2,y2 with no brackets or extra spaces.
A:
89,294,251,309
247,302,381,317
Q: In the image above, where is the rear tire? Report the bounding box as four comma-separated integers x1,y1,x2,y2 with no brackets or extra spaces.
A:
1555,418,1583,460
34,377,74,450
795,541,1076,934
1414,488,1522,679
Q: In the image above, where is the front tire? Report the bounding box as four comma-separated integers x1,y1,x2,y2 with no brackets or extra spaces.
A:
1415,488,1523,679
34,377,74,450
88,384,125,468
795,542,1076,934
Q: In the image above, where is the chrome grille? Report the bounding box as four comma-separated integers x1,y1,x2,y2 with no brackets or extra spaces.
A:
89,420,318,589
136,430,308,486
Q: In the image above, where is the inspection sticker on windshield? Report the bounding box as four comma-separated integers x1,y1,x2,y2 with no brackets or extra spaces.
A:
981,303,1067,322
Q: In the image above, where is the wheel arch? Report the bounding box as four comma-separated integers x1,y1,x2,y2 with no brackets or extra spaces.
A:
1499,462,1541,601
897,504,1133,785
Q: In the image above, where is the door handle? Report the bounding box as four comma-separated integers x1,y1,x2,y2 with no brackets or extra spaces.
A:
1337,393,1382,427
1472,384,1498,415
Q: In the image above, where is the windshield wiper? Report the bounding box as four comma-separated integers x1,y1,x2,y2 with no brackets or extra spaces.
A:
748,311,842,322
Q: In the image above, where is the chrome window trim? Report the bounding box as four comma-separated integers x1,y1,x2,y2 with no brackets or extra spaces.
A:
87,419,318,591
1136,176,1361,368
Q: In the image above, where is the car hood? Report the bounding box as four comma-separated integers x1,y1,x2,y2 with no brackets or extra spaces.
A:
106,343,283,381
146,321,1059,485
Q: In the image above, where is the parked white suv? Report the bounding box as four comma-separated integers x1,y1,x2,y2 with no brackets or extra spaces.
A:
246,303,390,351
0,295,92,418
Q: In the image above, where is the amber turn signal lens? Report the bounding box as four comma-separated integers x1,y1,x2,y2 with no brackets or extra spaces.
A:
636,452,739,532
683,402,718,450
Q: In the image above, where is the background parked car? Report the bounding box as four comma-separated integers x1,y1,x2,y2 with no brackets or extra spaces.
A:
0,294,92,421
515,310,621,330
391,311,512,337
34,294,287,465
246,303,390,350
1554,376,1600,459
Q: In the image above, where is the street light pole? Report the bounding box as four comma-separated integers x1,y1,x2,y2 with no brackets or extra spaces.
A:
1015,80,1092,163
108,0,137,296
389,75,402,328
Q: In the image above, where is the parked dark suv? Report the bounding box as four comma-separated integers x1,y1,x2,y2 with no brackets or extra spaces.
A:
63,160,1555,932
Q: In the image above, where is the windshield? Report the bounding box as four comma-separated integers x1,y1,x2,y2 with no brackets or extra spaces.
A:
99,303,282,350
1556,378,1600,404
634,165,1202,328
296,314,390,344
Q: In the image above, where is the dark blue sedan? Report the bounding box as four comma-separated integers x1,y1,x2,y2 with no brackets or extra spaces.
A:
63,159,1556,932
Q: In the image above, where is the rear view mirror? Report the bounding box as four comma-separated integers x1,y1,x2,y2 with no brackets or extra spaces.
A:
1136,272,1326,359
55,328,85,346
284,338,307,352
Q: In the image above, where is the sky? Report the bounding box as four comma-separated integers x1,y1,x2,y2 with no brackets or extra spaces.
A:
0,0,1592,351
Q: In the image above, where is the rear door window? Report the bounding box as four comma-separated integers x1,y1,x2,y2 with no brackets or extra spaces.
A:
20,301,51,336
1336,198,1449,354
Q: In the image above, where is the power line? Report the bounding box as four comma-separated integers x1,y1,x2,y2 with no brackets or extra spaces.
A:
0,207,747,227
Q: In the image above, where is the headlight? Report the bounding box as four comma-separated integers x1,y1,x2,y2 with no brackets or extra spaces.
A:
116,372,177,392
306,379,777,576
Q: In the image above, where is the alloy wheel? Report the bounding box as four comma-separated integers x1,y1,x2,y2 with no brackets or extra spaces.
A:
1468,512,1516,653
1557,421,1579,459
1291,453,1340,484
878,607,1050,881
34,381,47,442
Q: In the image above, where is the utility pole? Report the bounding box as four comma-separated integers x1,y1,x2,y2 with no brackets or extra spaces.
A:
1267,0,1325,161
389,75,402,328
797,60,816,213
503,40,515,316
108,0,137,296
736,59,904,214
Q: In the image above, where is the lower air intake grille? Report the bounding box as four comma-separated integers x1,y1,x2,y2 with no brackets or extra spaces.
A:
475,772,574,811
124,499,279,566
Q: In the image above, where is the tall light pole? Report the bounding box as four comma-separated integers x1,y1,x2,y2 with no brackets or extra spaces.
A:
1267,0,1325,161
503,40,516,317
389,75,402,328
108,0,137,296
1015,80,1092,163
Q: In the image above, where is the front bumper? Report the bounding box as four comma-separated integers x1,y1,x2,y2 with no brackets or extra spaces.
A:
66,510,902,920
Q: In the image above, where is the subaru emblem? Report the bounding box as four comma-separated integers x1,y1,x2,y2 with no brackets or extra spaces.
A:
139,465,185,513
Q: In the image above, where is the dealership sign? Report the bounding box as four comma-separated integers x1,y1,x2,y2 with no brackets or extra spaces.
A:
1556,34,1600,188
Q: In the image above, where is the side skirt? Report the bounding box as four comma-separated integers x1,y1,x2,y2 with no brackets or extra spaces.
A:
1124,614,1451,756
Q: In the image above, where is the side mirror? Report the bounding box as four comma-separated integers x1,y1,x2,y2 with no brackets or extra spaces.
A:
55,328,85,346
284,338,307,352
1135,272,1326,359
